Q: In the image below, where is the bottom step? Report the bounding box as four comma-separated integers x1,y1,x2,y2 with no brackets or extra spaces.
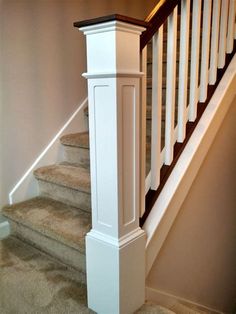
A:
0,237,93,314
2,197,91,274
0,237,175,314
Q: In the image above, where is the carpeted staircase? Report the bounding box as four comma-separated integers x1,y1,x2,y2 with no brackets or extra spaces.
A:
0,130,175,313
0,15,206,313
1,236,178,314
0,128,210,314
3,132,91,280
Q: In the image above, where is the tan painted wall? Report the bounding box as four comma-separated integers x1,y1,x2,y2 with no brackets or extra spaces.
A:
147,97,236,313
0,0,157,207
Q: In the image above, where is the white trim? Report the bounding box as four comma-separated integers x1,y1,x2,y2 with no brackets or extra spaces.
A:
150,28,163,190
8,98,88,205
0,216,10,240
87,227,145,248
79,21,146,36
82,71,144,79
145,171,151,194
83,20,146,313
140,47,147,216
146,127,177,194
146,286,223,314
144,54,236,275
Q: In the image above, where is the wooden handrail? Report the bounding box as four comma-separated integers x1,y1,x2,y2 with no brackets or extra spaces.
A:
140,0,181,50
145,0,168,22
74,1,180,51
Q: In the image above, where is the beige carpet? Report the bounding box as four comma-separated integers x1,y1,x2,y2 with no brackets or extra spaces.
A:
0,236,94,314
0,236,176,314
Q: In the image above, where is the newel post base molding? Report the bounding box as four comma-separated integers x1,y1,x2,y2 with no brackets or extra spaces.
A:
86,229,145,314
78,17,146,314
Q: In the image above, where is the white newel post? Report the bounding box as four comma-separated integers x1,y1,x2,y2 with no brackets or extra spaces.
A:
78,18,146,314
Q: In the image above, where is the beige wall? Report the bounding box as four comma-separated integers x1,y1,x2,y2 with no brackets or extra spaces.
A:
147,97,236,313
0,0,157,207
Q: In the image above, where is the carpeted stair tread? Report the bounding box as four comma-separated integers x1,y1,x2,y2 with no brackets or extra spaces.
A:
60,132,89,149
0,236,94,314
2,197,91,254
60,160,89,168
34,164,90,194
0,237,175,314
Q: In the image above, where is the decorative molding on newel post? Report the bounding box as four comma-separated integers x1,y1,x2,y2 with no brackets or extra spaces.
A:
75,15,147,314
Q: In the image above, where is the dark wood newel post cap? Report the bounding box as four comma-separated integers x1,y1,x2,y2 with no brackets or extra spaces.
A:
73,14,148,29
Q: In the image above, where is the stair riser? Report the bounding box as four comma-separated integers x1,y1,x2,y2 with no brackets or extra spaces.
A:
147,88,182,106
147,50,192,64
147,63,191,80
147,108,179,122
37,180,91,212
146,120,166,137
147,78,191,90
147,62,169,78
63,146,90,169
8,219,86,281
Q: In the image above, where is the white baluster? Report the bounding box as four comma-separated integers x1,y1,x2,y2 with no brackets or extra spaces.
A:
151,27,163,190
209,0,221,85
199,0,212,102
218,0,229,68
189,0,202,121
227,0,235,53
165,7,177,165
235,0,236,39
140,47,147,216
177,0,190,143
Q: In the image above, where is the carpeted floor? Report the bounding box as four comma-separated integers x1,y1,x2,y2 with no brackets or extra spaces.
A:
0,236,175,314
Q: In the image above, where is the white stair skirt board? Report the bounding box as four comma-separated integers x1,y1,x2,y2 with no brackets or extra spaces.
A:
144,54,236,275
146,286,222,314
8,98,88,205
0,215,10,240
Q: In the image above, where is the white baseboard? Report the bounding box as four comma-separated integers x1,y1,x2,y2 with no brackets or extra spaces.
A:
144,55,236,274
8,98,88,205
146,286,223,314
0,216,10,240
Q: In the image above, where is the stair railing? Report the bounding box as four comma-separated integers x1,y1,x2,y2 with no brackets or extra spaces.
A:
74,1,236,313
140,0,236,224
140,0,181,218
